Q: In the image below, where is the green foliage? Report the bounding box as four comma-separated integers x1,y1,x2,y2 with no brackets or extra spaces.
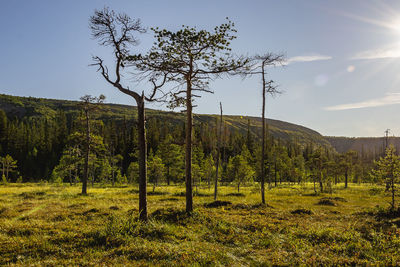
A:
127,162,139,184
227,150,254,192
147,154,165,190
371,145,400,209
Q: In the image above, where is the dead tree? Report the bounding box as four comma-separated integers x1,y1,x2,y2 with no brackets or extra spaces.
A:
214,102,223,200
250,53,284,204
89,7,166,221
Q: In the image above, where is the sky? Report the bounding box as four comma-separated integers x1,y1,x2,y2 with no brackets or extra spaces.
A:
1,0,400,137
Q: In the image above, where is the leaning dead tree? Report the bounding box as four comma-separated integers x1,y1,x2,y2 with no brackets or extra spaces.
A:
250,53,284,204
89,7,166,221
135,20,249,214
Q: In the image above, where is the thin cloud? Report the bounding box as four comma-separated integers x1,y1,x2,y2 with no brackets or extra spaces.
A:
286,54,332,64
325,93,400,111
351,44,400,60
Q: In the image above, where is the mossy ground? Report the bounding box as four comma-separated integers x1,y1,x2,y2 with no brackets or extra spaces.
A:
1,183,400,266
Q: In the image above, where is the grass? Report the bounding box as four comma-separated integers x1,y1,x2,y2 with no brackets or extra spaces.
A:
0,183,400,265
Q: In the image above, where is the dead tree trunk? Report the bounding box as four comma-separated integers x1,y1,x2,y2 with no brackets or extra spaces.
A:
214,102,222,200
261,64,266,204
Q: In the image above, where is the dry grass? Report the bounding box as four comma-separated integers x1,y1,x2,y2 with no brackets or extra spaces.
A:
0,183,399,265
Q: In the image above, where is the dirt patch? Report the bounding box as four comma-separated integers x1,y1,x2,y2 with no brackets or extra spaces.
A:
82,208,100,215
317,199,337,206
109,206,120,210
204,201,232,208
321,197,347,202
291,208,313,215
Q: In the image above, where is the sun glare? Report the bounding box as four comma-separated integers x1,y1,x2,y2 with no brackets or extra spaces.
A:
389,18,400,32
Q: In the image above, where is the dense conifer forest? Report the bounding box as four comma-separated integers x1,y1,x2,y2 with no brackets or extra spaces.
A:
0,93,388,186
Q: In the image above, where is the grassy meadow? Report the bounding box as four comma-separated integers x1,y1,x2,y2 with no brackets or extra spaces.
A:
1,183,400,266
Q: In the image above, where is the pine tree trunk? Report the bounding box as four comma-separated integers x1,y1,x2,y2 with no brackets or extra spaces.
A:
185,79,193,213
345,169,348,188
137,97,148,221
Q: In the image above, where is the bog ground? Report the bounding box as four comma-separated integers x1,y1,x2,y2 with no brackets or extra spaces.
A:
1,183,400,266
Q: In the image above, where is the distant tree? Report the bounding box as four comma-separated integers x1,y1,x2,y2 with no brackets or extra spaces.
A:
52,146,81,185
136,19,249,213
214,102,223,200
371,145,400,209
159,135,184,185
203,153,215,189
109,153,123,186
127,161,139,184
1,154,17,182
79,94,105,195
227,154,254,192
147,153,165,192
339,150,358,188
90,7,166,221
308,147,328,193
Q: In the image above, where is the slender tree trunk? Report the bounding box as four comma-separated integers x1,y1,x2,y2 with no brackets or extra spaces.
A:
6,165,9,181
137,96,148,221
82,110,90,195
267,163,271,188
69,169,72,186
313,176,316,193
167,166,170,185
392,177,395,209
185,78,193,213
274,159,277,187
214,102,222,200
111,146,115,187
345,169,348,188
261,66,266,204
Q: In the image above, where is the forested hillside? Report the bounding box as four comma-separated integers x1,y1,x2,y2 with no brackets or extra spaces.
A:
0,93,337,182
325,136,400,155
0,93,331,147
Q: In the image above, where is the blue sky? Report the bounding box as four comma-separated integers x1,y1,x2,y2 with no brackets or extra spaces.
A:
1,0,400,137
